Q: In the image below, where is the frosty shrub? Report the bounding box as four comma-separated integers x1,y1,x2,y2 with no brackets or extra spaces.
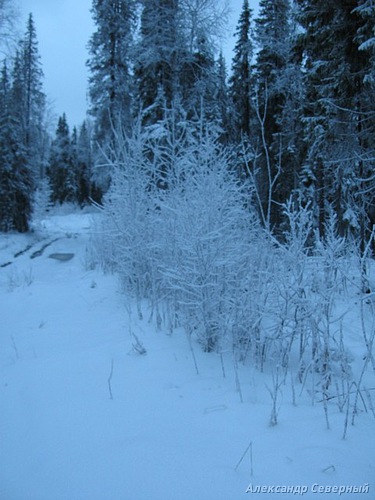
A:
91,109,375,433
98,121,159,319
98,114,270,353
95,111,375,431
274,200,358,425
157,126,262,352
31,178,53,230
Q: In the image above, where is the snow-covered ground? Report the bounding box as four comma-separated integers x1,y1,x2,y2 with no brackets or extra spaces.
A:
0,208,374,500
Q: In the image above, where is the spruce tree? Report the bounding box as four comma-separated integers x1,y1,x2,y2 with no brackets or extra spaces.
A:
216,52,233,143
355,0,375,86
0,60,14,231
0,57,32,232
354,0,375,246
88,0,135,140
74,120,95,205
254,0,299,228
0,12,45,232
48,114,76,205
20,14,46,180
229,0,254,139
134,0,183,126
183,32,219,124
254,0,292,146
296,0,375,243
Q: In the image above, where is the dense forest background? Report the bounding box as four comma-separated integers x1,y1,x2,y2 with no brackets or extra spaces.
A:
1,0,374,246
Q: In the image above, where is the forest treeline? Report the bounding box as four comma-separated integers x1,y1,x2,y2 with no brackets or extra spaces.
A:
0,0,374,247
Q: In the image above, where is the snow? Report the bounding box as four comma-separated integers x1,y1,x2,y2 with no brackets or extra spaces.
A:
0,209,374,500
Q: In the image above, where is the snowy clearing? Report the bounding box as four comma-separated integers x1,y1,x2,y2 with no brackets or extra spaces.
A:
0,209,374,500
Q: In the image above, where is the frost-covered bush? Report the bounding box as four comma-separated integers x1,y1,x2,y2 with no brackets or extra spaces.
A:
98,123,160,317
269,200,357,425
158,128,262,351
95,116,373,429
98,117,269,352
31,178,53,230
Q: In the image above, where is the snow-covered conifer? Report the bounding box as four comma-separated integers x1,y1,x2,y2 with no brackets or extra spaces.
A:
48,114,77,205
229,0,254,140
88,0,136,141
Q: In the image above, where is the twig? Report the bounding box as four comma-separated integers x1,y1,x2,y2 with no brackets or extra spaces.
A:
186,328,199,375
317,387,375,403
267,366,282,426
235,440,253,476
343,380,353,440
290,370,296,406
322,465,336,473
234,362,244,403
131,333,147,355
11,336,19,359
250,440,254,477
220,352,226,379
365,387,375,419
108,358,114,400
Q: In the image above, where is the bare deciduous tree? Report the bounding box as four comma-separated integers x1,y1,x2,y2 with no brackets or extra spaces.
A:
0,0,19,56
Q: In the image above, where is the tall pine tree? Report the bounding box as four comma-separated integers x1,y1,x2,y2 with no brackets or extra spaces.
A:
134,0,183,126
0,12,46,232
48,114,76,205
0,56,32,232
229,0,254,139
88,0,136,141
74,120,96,205
216,52,233,143
183,32,219,124
20,14,46,180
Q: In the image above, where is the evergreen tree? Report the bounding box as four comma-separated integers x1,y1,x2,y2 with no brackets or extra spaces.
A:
183,31,219,125
296,0,375,244
74,120,95,205
355,0,375,86
88,0,136,141
0,59,8,110
19,13,46,180
134,0,183,126
254,0,299,228
0,58,32,232
0,12,45,232
216,52,233,143
354,0,375,247
48,114,76,204
229,0,254,139
0,59,14,231
254,0,293,146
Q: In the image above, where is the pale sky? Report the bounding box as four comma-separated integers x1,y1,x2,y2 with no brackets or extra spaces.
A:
17,0,93,128
16,0,258,129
